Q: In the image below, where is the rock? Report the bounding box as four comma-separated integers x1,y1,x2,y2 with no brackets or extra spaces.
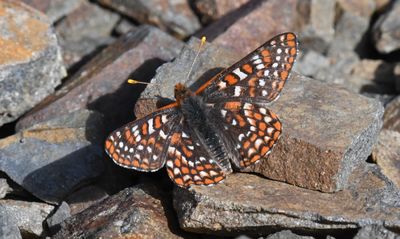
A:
192,0,251,25
0,200,54,237
137,38,384,192
17,25,184,134
46,202,71,233
266,230,315,239
97,0,200,38
113,19,138,36
22,0,84,23
395,63,400,93
293,50,330,77
173,164,400,235
55,1,120,68
0,110,105,204
0,0,66,127
336,0,377,18
54,185,188,239
296,0,336,53
198,0,298,57
65,185,109,215
373,1,400,54
383,95,400,133
372,130,400,189
0,207,22,239
0,178,11,199
354,225,399,239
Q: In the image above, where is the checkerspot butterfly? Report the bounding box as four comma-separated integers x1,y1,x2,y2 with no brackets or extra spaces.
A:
105,33,298,187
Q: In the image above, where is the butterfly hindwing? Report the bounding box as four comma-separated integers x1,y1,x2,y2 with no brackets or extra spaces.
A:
165,122,226,187
197,32,298,103
215,101,282,169
105,105,180,172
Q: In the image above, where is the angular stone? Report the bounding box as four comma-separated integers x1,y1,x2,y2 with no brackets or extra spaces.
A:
46,201,71,233
383,95,400,133
54,185,188,239
0,0,66,127
137,39,384,192
373,1,400,54
0,200,54,237
174,164,400,235
395,63,400,93
198,0,298,57
296,0,335,52
65,185,109,215
336,0,377,18
17,25,184,132
293,50,330,77
0,178,11,199
0,110,105,204
192,0,251,24
266,230,315,239
372,130,400,189
354,225,400,239
55,1,120,68
113,19,138,36
98,0,200,38
0,207,22,239
22,0,84,23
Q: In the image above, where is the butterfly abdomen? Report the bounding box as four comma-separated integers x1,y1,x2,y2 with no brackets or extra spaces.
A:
180,95,232,172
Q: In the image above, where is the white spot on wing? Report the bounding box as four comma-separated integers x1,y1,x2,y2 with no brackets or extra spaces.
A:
148,118,155,134
253,59,262,64
233,68,247,80
238,134,245,141
262,90,268,96
259,79,265,86
234,86,242,97
166,160,173,168
256,64,265,70
221,109,227,117
218,81,227,89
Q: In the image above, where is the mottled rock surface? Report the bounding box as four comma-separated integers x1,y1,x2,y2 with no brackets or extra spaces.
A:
0,0,66,127
65,185,109,215
372,129,400,189
0,200,54,237
0,178,10,199
46,201,71,232
0,208,22,239
174,164,400,236
54,185,189,239
98,0,200,37
354,225,399,239
0,110,105,203
383,95,400,133
373,1,400,54
22,0,84,23
192,0,251,24
137,39,384,192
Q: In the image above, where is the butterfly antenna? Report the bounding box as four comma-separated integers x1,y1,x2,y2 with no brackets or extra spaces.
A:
186,36,206,81
127,79,159,85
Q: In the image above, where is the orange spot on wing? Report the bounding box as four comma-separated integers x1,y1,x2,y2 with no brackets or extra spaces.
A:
261,50,270,57
154,116,161,129
174,158,181,167
285,63,292,70
133,160,140,167
261,146,270,155
280,70,288,80
204,178,214,185
224,101,241,110
243,140,250,149
249,87,256,97
259,122,267,131
269,111,278,119
142,123,148,135
258,131,265,136
105,140,112,149
175,178,184,185
112,153,119,160
214,176,224,182
250,134,257,142
286,33,295,40
123,159,131,165
125,130,131,140
290,47,297,55
242,64,253,74
254,112,262,120
288,57,294,63
287,40,296,47
195,73,220,94
181,146,193,157
263,57,271,63
204,164,213,169
191,169,197,175
235,114,246,127
170,133,180,144
250,154,261,163
181,167,189,174
225,74,238,85
196,166,204,171
273,131,280,140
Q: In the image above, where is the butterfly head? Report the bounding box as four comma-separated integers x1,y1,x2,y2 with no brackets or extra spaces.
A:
174,83,193,105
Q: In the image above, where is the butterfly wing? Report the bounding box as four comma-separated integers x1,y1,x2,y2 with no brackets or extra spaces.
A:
212,101,282,169
165,121,226,187
105,104,181,172
196,32,298,103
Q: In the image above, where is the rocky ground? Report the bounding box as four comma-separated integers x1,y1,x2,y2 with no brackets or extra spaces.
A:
0,0,399,238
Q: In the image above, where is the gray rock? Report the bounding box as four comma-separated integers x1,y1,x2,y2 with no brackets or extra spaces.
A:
173,164,400,235
373,1,400,54
0,1,66,127
0,178,11,199
383,95,400,133
0,200,54,237
55,1,120,68
46,202,71,231
354,225,400,239
22,0,85,23
65,185,109,215
266,230,315,239
293,50,330,77
0,110,105,204
113,19,137,36
0,206,22,239
395,63,400,93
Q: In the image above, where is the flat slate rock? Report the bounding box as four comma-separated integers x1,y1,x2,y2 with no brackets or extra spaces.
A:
354,225,400,239
17,25,184,132
0,0,66,127
0,200,54,237
174,164,400,236
22,0,84,23
0,206,22,239
136,39,384,192
0,110,105,204
53,185,190,239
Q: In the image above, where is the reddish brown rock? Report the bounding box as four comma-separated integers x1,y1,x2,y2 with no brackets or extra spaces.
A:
192,0,251,24
174,164,400,235
16,25,184,132
97,0,200,38
372,129,400,189
336,0,377,18
65,185,109,215
383,95,400,133
53,185,190,239
0,0,66,127
198,0,298,57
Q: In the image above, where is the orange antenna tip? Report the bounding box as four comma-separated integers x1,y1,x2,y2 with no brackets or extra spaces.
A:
127,79,154,85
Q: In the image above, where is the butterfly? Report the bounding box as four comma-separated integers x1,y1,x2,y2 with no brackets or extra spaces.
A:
105,32,298,187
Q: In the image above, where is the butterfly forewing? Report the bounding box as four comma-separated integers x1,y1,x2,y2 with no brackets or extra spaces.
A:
197,32,298,103
165,122,226,187
105,106,180,172
215,101,282,169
